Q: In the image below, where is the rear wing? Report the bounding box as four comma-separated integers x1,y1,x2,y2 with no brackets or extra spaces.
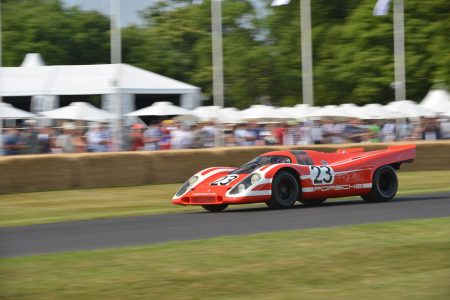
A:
387,144,416,164
386,144,416,151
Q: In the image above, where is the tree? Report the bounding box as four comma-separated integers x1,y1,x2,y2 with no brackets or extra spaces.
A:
122,0,270,108
2,0,110,66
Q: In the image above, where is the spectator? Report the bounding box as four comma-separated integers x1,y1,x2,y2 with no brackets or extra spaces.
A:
224,124,236,146
201,121,217,147
55,122,76,153
381,120,396,142
397,119,412,141
422,118,441,140
72,128,87,153
344,119,366,143
272,122,287,145
191,124,208,148
3,127,25,155
283,121,299,146
158,121,173,150
86,122,112,152
234,123,253,146
332,121,346,144
310,120,324,145
21,120,40,154
321,119,335,144
170,122,193,149
37,127,53,154
440,119,450,139
144,122,163,151
130,124,145,151
367,121,382,143
298,121,313,145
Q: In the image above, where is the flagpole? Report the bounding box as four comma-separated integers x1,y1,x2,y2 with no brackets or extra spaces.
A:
211,0,224,108
110,0,122,151
393,0,406,101
211,0,224,147
0,1,3,155
300,0,314,106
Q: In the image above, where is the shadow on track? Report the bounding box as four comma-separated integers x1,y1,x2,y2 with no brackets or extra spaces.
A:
190,192,450,214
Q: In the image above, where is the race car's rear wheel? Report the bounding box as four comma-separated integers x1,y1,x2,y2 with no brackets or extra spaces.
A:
266,171,299,209
299,198,327,206
362,165,398,202
202,204,228,212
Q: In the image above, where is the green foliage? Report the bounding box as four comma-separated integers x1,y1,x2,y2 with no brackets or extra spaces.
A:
2,0,449,107
2,0,110,66
1,218,449,299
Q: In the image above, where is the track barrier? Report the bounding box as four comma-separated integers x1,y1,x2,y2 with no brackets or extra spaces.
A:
0,141,449,194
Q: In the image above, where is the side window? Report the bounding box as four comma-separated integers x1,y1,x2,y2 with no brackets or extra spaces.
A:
293,151,314,166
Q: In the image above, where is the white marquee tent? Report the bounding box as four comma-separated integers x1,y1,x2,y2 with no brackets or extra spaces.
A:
0,53,201,111
420,89,450,115
126,101,190,117
240,105,285,121
385,100,436,118
309,105,356,118
359,103,400,119
0,102,36,119
39,102,117,121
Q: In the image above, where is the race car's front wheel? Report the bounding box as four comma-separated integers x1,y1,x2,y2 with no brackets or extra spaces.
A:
362,165,398,202
266,171,299,209
202,204,228,212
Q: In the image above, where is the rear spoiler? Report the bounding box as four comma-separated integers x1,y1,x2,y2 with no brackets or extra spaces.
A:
387,144,416,150
337,147,364,154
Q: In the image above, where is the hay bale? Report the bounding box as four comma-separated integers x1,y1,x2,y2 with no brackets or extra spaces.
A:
0,154,77,194
0,141,449,194
76,152,151,188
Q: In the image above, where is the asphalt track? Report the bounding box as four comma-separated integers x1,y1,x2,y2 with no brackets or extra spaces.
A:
1,192,450,258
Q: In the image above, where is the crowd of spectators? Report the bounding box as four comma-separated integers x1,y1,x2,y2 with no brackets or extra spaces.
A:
1,117,449,155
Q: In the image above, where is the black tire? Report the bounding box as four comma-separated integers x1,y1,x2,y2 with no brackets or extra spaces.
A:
202,204,228,212
266,171,299,209
299,198,327,206
362,165,398,203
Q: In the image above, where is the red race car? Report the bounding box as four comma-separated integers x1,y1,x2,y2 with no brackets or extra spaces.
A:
172,145,416,212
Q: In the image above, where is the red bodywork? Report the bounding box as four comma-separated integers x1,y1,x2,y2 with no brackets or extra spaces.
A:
172,145,416,206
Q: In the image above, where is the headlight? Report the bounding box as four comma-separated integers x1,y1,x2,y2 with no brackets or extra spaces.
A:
251,173,261,185
175,176,199,197
229,173,262,195
189,176,199,186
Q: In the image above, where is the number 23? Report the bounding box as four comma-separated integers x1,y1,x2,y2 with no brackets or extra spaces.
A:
310,166,335,185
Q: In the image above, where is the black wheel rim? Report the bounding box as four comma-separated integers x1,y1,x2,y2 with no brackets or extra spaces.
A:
378,170,396,197
276,178,296,205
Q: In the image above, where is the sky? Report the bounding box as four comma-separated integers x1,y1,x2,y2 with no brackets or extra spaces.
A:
63,0,157,26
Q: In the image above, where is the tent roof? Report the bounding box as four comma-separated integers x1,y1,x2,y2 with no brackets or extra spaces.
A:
0,102,36,119
126,101,190,116
21,53,46,67
39,102,117,121
0,63,200,97
420,89,450,114
386,100,436,118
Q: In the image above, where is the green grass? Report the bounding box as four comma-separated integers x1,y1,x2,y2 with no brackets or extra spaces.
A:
1,170,450,227
1,217,449,300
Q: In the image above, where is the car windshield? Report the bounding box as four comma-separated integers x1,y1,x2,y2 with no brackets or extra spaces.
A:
231,155,291,174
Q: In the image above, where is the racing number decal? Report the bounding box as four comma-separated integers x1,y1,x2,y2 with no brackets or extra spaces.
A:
210,175,239,186
309,166,335,185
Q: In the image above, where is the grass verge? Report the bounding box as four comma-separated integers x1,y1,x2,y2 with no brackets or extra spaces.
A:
1,170,450,227
1,217,449,300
